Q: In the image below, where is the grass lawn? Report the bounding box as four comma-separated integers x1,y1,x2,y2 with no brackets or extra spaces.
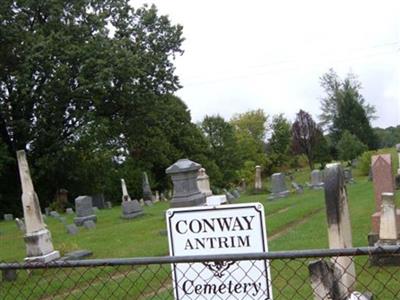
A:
1,166,399,299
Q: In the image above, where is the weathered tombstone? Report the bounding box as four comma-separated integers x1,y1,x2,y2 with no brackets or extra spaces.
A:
61,250,93,261
83,220,96,229
370,154,398,236
3,214,13,221
121,178,131,201
240,178,246,192
15,218,26,232
55,189,68,212
66,224,79,235
16,150,60,262
197,168,212,197
92,194,105,209
343,168,355,184
66,208,74,214
58,216,67,225
378,192,398,242
105,201,112,209
2,269,17,282
268,173,290,200
121,200,144,219
323,163,356,297
254,165,263,192
142,172,154,206
291,181,304,194
155,190,160,202
50,211,60,218
166,159,206,208
231,189,240,199
223,188,235,203
73,196,97,226
44,207,50,216
310,169,324,189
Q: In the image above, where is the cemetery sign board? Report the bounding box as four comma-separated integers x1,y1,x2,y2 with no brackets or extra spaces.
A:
166,203,272,299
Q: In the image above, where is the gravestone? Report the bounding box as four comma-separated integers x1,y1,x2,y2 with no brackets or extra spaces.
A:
66,224,79,235
291,181,304,194
3,214,13,221
45,207,50,216
370,154,398,235
268,173,289,200
92,194,105,209
61,250,93,261
323,163,356,296
105,201,112,209
197,168,212,197
240,178,246,192
142,172,154,206
310,169,324,189
73,196,97,226
166,159,206,208
16,150,60,262
231,189,240,199
121,178,131,201
50,211,60,218
2,269,17,282
254,165,263,192
223,189,235,203
83,220,96,229
15,218,26,232
121,200,144,219
155,190,160,202
343,168,355,184
55,189,68,212
58,216,67,225
66,208,74,214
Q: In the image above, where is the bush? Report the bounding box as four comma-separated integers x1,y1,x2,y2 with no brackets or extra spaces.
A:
358,150,375,176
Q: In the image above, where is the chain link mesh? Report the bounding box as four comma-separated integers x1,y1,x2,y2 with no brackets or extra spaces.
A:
1,247,399,299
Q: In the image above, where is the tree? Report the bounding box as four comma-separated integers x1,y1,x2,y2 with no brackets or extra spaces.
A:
0,1,184,213
331,88,378,149
337,130,367,165
319,69,376,131
291,110,323,170
230,109,268,165
268,114,291,169
200,115,241,186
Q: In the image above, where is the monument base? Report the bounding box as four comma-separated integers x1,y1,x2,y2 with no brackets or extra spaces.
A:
74,215,97,226
370,240,400,266
268,191,290,200
371,210,400,233
170,194,206,208
25,250,60,263
121,211,144,219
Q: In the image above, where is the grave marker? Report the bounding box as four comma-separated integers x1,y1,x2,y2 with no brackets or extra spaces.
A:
73,196,97,226
197,168,212,197
16,150,60,262
268,173,289,200
254,165,262,192
310,170,324,189
142,172,154,206
3,214,13,221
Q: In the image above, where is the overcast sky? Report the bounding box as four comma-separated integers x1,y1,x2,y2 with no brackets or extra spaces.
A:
134,0,400,128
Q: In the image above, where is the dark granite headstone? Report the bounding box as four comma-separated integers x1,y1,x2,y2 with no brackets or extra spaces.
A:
92,194,105,209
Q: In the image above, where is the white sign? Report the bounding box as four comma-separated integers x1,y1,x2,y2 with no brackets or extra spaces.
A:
166,203,272,300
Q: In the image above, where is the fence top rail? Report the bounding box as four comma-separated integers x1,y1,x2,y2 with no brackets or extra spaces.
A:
1,245,399,270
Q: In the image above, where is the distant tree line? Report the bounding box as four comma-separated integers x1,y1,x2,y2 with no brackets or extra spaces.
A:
0,1,389,215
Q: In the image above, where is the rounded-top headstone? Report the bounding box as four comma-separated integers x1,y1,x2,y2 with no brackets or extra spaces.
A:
166,159,201,174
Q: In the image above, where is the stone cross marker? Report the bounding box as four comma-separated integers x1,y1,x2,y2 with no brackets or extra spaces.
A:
197,168,212,197
254,165,262,191
142,172,154,206
268,173,289,200
73,196,97,226
166,159,206,208
370,154,398,234
16,150,60,262
323,163,356,297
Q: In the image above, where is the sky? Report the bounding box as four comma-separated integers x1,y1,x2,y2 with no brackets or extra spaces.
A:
134,0,400,128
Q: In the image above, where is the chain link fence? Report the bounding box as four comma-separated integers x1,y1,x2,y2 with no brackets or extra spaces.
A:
1,246,400,299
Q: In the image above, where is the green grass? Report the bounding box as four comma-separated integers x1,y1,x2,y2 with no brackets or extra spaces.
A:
1,164,399,299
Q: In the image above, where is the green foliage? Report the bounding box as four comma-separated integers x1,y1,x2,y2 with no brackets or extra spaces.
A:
358,150,375,176
268,114,292,169
313,131,332,169
319,69,378,150
374,126,400,148
200,115,241,186
337,130,367,164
